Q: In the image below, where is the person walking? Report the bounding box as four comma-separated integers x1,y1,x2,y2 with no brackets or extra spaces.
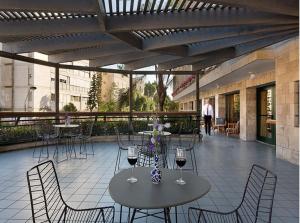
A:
202,99,214,135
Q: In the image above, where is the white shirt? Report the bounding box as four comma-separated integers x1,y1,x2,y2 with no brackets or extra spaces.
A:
202,104,214,117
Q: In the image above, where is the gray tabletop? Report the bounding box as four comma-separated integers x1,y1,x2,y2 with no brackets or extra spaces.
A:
109,167,211,209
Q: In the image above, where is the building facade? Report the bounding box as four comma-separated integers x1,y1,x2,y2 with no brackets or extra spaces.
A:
0,53,93,112
173,37,299,165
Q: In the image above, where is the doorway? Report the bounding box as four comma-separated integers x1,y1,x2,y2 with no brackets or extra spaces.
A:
257,85,276,145
225,92,240,123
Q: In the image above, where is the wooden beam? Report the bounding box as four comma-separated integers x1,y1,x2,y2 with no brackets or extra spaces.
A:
143,24,298,50
107,9,298,32
211,0,298,17
192,33,298,70
89,52,159,67
188,29,298,56
49,44,138,63
3,33,116,54
0,17,101,37
124,55,180,70
0,0,98,13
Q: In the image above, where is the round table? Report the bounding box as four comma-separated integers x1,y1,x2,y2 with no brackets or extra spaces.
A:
109,167,210,222
138,131,172,136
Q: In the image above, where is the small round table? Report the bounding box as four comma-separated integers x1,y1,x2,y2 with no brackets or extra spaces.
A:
109,167,210,222
138,131,172,136
53,124,80,162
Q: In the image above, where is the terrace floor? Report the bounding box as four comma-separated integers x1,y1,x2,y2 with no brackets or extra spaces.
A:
0,135,298,223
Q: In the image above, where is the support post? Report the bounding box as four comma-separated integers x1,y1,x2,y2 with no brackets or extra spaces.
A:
55,65,59,123
195,72,201,141
129,73,133,141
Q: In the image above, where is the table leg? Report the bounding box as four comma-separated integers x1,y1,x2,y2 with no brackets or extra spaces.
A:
130,208,136,223
119,205,122,223
175,206,178,223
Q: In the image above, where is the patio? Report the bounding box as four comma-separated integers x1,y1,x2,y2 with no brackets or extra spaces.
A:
0,135,298,223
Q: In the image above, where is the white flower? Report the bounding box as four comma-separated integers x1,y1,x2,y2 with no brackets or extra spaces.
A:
151,137,156,144
164,123,171,128
158,124,163,132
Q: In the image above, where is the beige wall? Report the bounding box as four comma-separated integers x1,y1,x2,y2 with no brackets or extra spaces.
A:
274,37,299,165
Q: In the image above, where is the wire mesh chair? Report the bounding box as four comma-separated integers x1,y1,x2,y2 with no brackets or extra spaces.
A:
27,160,115,223
33,121,58,163
79,121,95,157
114,127,136,174
172,128,198,175
188,164,277,223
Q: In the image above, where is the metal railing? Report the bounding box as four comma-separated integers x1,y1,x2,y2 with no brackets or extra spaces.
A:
0,112,200,146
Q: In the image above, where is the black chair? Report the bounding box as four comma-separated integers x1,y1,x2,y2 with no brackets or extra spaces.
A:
79,121,95,156
114,127,136,174
27,160,115,223
188,164,277,223
173,128,198,175
33,121,58,163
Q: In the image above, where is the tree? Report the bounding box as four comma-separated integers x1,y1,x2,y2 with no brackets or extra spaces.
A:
164,96,179,112
144,82,157,97
87,72,102,111
63,102,77,112
155,66,173,111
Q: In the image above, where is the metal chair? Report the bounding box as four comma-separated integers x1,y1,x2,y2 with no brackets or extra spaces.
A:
114,127,136,174
33,121,58,163
188,164,277,223
27,160,115,223
79,121,95,156
173,128,198,175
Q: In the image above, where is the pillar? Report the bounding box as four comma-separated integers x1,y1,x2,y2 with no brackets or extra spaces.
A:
240,87,256,141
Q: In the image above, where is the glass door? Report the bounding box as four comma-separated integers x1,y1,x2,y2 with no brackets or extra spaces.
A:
257,85,276,145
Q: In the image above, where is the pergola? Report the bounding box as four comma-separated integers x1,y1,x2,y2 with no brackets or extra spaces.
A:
0,0,298,125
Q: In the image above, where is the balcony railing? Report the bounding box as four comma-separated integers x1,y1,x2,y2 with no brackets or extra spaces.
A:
0,112,199,146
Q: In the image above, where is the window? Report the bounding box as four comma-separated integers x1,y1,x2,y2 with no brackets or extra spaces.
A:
71,96,80,102
51,94,55,101
295,81,299,127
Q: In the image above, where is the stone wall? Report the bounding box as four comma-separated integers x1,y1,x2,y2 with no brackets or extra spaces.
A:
275,37,299,165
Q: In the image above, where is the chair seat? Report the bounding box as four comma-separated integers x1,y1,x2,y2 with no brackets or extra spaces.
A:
189,208,238,223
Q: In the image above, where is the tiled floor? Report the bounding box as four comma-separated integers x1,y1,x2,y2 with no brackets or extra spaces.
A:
0,135,298,223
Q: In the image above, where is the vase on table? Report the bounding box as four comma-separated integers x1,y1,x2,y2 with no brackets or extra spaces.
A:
151,154,161,184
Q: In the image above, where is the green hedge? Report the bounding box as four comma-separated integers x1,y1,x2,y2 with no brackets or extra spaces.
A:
0,118,196,146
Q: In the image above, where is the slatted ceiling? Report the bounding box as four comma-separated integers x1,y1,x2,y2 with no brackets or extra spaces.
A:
0,10,97,22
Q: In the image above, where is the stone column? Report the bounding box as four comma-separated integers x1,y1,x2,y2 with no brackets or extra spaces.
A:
215,94,226,118
240,87,256,141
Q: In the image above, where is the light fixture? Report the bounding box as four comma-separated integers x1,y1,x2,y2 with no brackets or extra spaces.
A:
249,72,256,80
24,86,37,111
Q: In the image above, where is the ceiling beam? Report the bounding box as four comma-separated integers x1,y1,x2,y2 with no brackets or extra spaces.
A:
211,0,298,17
90,52,159,67
49,44,138,63
106,9,298,32
188,29,298,56
0,0,98,13
158,48,236,70
143,24,298,50
2,33,116,54
124,55,180,70
192,32,298,71
152,45,189,57
110,32,143,49
0,17,100,38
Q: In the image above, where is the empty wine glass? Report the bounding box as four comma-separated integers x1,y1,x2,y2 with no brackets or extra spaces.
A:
127,146,138,183
176,148,186,185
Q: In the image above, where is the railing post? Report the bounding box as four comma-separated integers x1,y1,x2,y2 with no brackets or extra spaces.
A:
195,72,201,141
55,65,60,123
129,73,133,141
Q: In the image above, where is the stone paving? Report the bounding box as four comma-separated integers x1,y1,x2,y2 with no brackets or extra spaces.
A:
0,135,298,222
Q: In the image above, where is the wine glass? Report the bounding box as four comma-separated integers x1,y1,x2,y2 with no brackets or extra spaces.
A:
127,146,138,183
176,148,186,185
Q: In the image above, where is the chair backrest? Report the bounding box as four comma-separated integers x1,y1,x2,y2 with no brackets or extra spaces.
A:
27,161,66,223
237,164,277,223
114,127,123,147
215,117,226,125
82,121,94,137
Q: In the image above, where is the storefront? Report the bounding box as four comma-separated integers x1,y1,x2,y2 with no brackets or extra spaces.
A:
225,92,240,123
